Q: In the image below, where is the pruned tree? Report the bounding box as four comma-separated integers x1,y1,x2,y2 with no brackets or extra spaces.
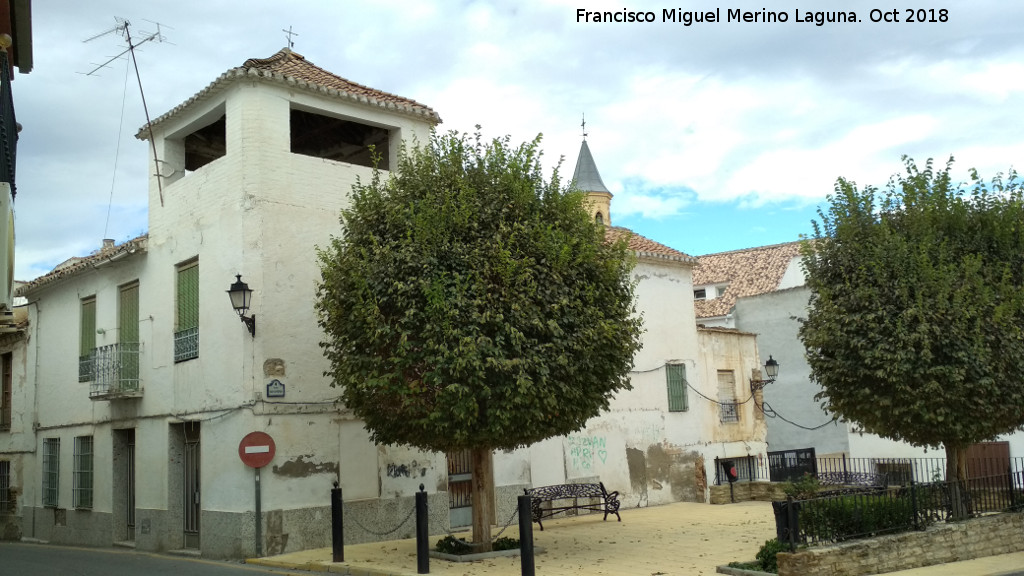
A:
316,130,642,546
800,156,1024,513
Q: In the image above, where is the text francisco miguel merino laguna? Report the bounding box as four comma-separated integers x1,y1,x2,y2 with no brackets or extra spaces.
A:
576,8,947,26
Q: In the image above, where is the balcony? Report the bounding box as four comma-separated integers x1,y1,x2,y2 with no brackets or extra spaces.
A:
88,342,142,400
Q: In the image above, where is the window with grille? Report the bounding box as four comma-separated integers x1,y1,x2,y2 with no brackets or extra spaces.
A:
73,436,93,509
42,438,59,507
0,460,10,513
717,370,739,423
79,298,96,381
175,260,199,362
0,352,10,431
666,364,688,412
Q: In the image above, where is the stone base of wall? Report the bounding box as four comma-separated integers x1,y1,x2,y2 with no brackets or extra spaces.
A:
777,512,1024,576
0,513,22,540
710,482,787,505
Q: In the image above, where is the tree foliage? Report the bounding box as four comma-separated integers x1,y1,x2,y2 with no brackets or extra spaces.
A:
800,156,1024,455
316,130,643,453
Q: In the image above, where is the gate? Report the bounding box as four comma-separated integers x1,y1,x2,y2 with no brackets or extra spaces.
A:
447,450,472,528
768,448,817,482
183,423,201,549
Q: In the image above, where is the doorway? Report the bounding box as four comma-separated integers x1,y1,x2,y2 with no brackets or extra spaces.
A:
183,422,201,549
446,450,472,529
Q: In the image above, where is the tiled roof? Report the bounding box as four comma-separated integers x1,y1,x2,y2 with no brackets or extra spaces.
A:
605,226,696,265
137,49,440,139
17,235,149,295
693,241,802,318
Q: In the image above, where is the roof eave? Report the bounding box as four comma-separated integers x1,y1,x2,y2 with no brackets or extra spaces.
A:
18,238,149,296
136,67,442,140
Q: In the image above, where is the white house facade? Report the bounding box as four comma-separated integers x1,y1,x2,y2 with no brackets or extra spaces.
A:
0,49,767,557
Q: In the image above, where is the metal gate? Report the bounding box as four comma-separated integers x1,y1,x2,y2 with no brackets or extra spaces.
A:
447,450,472,528
126,430,136,540
183,423,200,549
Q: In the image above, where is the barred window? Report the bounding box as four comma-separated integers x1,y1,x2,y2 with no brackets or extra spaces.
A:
0,352,10,431
175,260,199,362
717,370,739,423
42,438,59,507
73,436,94,509
0,460,10,513
666,364,688,412
79,298,96,382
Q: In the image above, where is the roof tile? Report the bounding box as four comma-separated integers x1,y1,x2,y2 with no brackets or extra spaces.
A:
693,241,802,318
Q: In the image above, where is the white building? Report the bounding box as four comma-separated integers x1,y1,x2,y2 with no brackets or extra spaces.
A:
0,49,767,556
695,243,1024,474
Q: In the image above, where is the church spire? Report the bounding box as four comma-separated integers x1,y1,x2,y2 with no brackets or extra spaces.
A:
572,133,612,226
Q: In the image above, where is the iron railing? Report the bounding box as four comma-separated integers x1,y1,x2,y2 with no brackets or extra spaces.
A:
89,342,141,398
174,326,198,362
776,471,1024,549
714,452,1024,487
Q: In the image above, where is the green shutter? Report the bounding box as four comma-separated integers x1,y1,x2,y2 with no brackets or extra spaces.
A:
119,284,139,343
177,262,199,330
119,284,140,388
666,364,688,412
80,299,96,356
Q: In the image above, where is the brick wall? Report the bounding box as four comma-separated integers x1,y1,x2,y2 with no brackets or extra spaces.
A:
710,482,787,504
777,512,1024,576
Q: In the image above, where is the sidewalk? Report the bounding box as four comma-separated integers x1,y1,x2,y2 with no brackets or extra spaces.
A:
246,500,1024,576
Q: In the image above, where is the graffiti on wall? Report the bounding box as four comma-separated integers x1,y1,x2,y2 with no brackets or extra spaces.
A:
568,435,608,471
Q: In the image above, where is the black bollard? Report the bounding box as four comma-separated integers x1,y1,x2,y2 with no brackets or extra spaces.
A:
518,495,535,576
332,482,344,562
416,484,429,574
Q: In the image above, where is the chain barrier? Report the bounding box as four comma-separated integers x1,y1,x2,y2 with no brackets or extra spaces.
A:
427,502,524,543
346,504,417,537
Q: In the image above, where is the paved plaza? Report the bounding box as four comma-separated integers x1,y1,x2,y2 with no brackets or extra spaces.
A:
247,500,1024,576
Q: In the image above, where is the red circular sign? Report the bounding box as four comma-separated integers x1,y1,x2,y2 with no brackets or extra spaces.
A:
238,431,276,468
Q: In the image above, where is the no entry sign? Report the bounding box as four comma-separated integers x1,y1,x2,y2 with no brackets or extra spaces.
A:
238,431,276,468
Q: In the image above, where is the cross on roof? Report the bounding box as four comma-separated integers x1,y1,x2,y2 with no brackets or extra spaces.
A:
282,26,299,49
581,113,588,140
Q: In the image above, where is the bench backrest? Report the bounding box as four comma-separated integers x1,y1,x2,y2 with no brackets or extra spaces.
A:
526,482,607,500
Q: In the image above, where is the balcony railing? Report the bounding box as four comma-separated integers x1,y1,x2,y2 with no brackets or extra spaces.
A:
174,326,198,363
89,342,142,399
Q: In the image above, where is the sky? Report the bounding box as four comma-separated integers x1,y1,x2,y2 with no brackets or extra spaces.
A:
10,0,1024,281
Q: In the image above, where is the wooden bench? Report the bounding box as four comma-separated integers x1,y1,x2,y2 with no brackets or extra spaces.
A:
523,482,621,531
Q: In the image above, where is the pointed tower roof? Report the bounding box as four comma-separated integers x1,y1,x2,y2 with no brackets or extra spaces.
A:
572,140,610,193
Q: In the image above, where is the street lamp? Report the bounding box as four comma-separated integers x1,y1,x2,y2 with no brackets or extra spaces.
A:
750,355,779,392
227,274,256,337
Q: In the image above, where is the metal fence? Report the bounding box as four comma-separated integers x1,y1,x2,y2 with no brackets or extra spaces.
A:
775,470,1024,549
714,451,1024,487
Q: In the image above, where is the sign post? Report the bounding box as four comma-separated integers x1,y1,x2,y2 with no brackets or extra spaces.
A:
239,431,276,557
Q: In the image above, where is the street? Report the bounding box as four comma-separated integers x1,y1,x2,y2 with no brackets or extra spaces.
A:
0,542,312,576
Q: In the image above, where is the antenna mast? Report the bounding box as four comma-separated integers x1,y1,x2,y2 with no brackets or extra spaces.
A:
84,18,170,206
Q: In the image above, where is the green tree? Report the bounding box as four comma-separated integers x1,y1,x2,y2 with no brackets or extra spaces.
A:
800,156,1024,511
316,130,642,546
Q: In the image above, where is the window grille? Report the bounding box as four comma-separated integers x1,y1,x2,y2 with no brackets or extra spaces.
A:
175,261,199,362
42,438,59,507
0,460,10,513
666,364,688,412
73,436,93,509
717,370,739,423
0,352,10,431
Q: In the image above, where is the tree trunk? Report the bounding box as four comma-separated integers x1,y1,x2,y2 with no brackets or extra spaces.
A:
945,443,969,519
470,447,494,551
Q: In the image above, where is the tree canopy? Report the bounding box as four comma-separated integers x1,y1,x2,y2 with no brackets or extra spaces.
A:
800,156,1024,462
316,130,643,453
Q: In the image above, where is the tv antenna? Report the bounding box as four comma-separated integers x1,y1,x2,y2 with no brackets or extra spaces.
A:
83,17,171,207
